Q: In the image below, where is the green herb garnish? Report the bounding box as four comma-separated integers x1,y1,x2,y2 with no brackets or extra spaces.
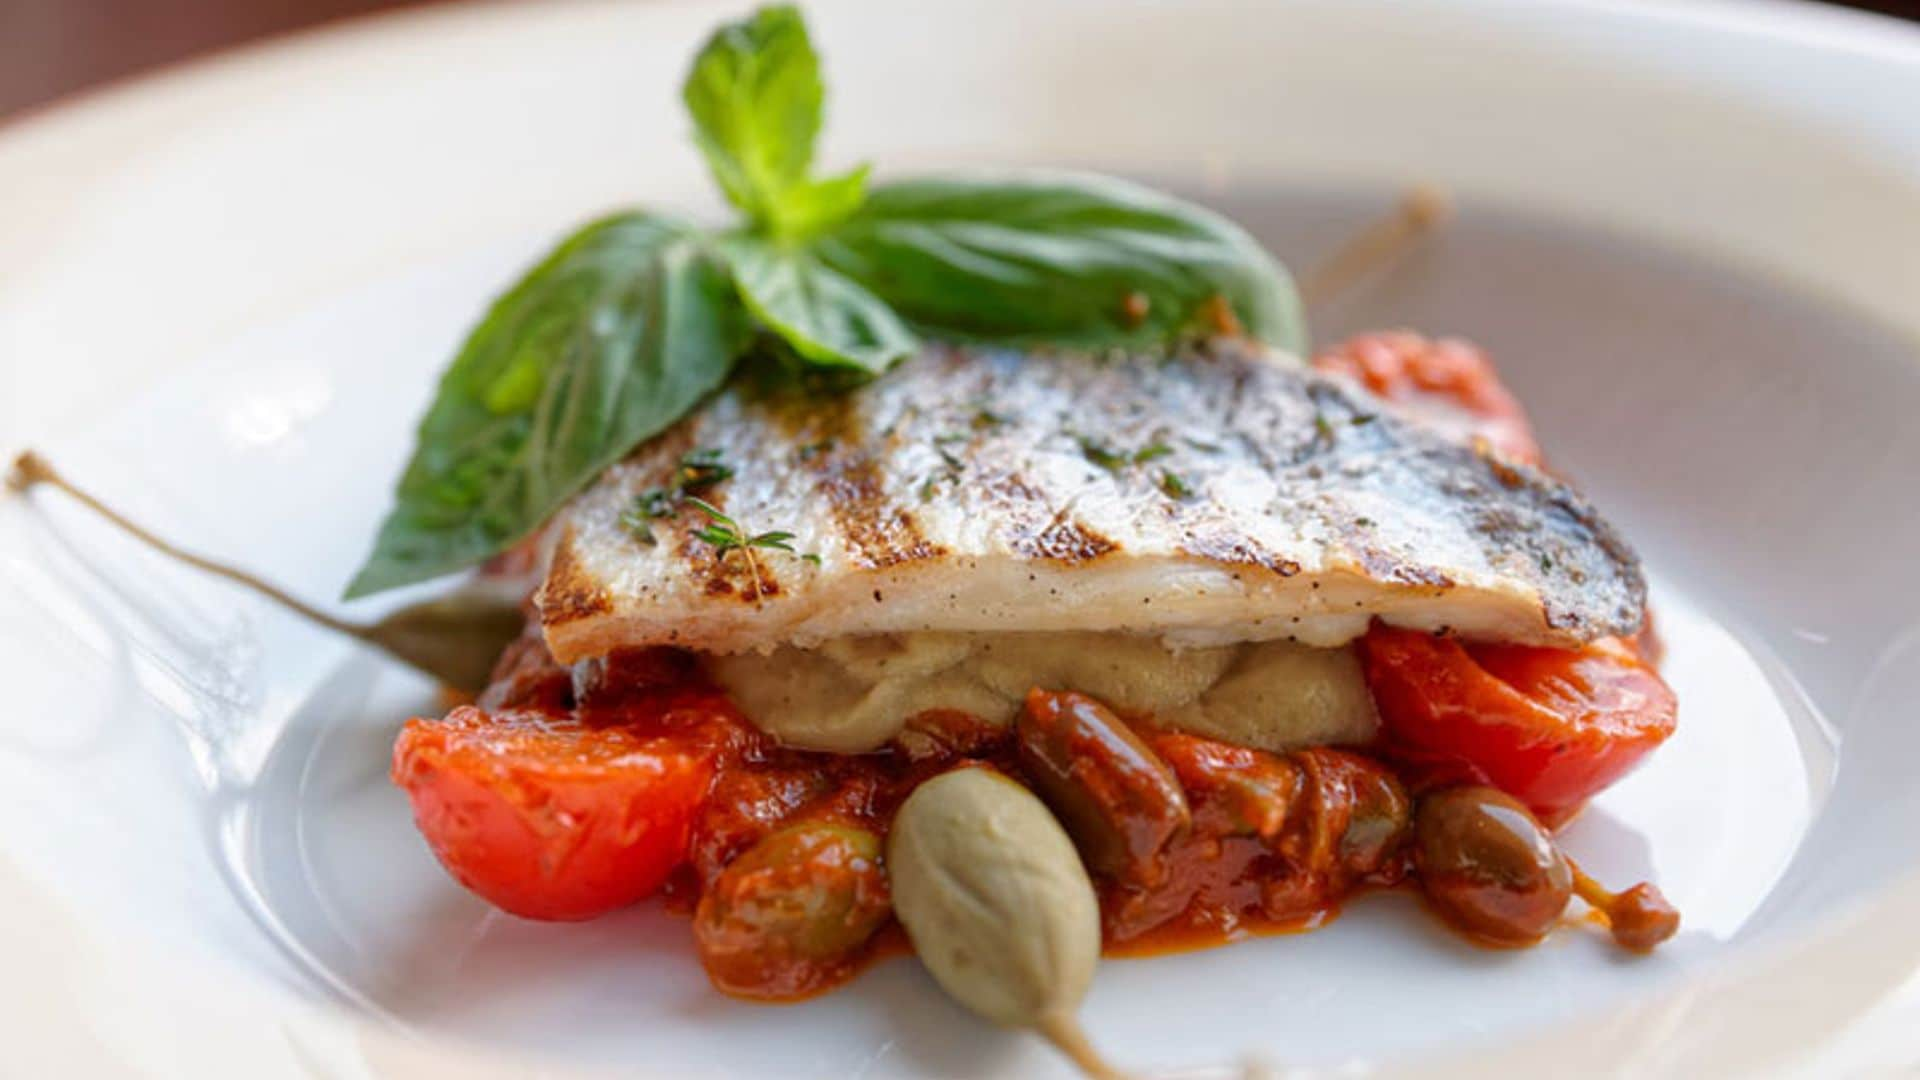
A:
688,499,799,557
921,440,966,501
348,4,1302,597
619,449,736,546
619,495,669,545
686,496,809,599
1157,470,1192,500
674,448,736,492
1079,435,1177,473
1077,437,1129,472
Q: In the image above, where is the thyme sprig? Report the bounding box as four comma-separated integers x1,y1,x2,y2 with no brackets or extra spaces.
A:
686,496,814,599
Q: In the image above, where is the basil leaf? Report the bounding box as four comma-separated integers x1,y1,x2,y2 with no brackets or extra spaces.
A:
814,172,1304,353
775,163,871,238
725,236,917,374
683,4,832,235
345,213,747,598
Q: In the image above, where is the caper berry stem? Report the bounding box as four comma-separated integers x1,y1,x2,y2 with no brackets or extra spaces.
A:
1037,1012,1129,1080
1569,859,1680,952
9,450,364,637
8,450,524,691
1298,185,1452,307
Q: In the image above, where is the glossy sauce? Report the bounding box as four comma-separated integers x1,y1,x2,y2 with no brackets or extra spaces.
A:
481,639,1401,1001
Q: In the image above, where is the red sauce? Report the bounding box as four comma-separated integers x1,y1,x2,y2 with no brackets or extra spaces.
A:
1108,891,1358,958
634,680,1403,1000
437,635,1661,1003
480,641,1400,999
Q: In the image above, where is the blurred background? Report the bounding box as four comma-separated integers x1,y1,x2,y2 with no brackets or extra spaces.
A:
3,0,1919,121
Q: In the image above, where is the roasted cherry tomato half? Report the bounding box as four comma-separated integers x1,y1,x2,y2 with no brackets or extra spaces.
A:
1359,627,1677,827
392,705,716,920
1313,331,1543,465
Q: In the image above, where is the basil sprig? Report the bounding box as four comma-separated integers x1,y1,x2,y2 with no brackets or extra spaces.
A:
348,4,1301,598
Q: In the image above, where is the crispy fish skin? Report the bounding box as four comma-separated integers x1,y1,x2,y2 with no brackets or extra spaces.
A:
538,343,1644,663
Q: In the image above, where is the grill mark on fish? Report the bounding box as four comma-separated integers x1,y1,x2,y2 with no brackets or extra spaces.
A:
1014,515,1119,564
986,470,1117,566
816,455,945,569
536,527,613,625
1321,501,1458,589
1178,528,1301,578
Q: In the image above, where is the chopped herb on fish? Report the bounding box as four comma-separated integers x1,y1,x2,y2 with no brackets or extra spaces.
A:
1077,437,1129,472
619,493,671,545
1080,435,1175,473
675,448,736,491
620,449,739,547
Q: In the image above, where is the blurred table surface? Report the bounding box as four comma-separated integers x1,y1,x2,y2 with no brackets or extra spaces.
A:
3,0,1919,122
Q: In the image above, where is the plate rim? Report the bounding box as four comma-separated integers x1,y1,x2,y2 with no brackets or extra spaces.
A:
4,0,1920,1076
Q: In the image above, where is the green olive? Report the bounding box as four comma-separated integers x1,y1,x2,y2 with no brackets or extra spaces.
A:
1016,689,1190,885
1212,754,1302,839
1413,786,1572,946
693,821,891,998
1339,765,1412,875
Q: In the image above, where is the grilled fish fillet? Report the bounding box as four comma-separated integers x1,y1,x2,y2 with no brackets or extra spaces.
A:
537,342,1643,664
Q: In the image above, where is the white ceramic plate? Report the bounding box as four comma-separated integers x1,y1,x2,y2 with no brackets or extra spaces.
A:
4,1,1920,1076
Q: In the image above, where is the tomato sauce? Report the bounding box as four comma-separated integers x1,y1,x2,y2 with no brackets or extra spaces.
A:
402,614,1680,1000
677,727,1392,999
447,637,1403,1000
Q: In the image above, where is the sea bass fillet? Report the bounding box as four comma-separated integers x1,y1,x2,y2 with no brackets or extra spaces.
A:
537,343,1643,664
